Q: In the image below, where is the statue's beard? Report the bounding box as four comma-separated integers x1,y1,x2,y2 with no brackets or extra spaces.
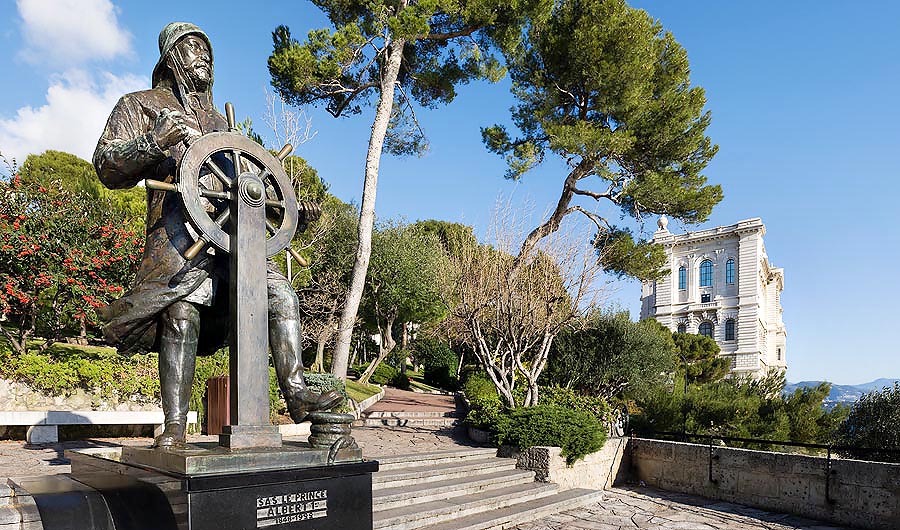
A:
167,55,212,96
186,63,211,91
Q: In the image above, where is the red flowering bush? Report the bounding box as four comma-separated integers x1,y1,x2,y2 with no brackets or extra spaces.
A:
0,167,142,353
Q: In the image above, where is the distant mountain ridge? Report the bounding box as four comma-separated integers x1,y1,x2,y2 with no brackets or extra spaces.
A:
785,378,900,406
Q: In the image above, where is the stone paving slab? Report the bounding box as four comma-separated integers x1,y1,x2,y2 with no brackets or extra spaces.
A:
0,424,478,477
511,487,850,530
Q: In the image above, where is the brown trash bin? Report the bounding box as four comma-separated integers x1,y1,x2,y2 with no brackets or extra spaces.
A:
206,375,230,435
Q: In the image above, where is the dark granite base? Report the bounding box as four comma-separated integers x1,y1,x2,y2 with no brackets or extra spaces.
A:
15,446,379,530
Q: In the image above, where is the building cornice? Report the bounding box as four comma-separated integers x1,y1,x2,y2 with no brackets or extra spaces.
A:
653,218,765,246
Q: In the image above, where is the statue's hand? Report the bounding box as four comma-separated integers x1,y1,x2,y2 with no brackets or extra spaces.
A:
298,201,322,225
151,109,196,149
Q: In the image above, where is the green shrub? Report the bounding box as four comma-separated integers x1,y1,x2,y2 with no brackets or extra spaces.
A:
462,372,497,401
837,383,900,462
415,338,459,390
304,373,347,398
540,386,613,424
462,373,505,431
465,398,505,432
0,342,160,401
389,370,411,390
496,405,607,465
369,363,398,385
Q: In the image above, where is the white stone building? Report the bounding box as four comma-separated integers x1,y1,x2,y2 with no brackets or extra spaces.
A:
639,217,786,377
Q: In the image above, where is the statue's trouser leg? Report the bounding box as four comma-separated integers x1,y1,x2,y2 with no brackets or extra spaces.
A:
268,276,343,422
155,300,200,447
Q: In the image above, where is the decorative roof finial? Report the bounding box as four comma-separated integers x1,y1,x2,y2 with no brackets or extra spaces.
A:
657,215,669,231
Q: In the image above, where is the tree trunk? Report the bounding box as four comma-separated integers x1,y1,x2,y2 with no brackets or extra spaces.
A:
311,339,326,373
331,37,407,380
358,317,398,384
508,160,593,281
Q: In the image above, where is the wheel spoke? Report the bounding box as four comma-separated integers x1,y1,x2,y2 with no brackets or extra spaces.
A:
200,188,231,201
265,219,278,234
232,150,242,177
204,160,233,188
214,209,230,227
265,199,284,209
145,179,177,192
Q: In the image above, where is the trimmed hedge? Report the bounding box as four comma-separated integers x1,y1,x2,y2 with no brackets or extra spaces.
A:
462,373,504,431
496,405,607,465
540,385,613,424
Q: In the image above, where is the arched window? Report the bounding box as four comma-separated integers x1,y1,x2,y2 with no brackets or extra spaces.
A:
699,321,713,338
677,323,687,334
700,260,713,287
725,319,735,341
726,259,735,285
678,266,686,290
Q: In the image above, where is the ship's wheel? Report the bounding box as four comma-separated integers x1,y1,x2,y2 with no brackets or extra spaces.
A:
144,102,307,265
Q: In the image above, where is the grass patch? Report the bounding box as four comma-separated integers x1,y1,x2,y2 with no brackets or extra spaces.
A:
409,379,440,393
346,379,381,403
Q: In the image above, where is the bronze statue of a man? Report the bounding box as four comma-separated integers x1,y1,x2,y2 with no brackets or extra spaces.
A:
93,22,341,448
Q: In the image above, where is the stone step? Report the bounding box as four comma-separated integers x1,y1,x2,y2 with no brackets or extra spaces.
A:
373,482,558,530
376,448,499,472
365,410,461,418
373,457,517,489
417,488,604,530
373,469,536,512
357,417,461,427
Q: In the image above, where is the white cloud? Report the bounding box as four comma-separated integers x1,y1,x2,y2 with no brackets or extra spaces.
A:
0,70,147,163
17,0,133,65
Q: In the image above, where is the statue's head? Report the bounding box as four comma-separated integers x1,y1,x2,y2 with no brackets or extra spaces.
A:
152,22,213,92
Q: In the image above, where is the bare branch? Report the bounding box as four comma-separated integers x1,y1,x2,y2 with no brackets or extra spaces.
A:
394,83,426,138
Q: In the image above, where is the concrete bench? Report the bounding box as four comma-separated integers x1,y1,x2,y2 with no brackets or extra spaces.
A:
0,410,198,444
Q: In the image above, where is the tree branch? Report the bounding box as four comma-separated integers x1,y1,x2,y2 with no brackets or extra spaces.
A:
422,25,482,41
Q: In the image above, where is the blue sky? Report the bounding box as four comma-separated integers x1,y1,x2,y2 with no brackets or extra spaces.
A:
0,1,897,385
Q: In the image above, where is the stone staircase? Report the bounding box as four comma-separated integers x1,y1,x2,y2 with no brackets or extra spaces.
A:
371,447,603,530
359,410,461,428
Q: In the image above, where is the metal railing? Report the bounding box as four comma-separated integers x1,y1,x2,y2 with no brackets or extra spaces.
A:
631,429,900,504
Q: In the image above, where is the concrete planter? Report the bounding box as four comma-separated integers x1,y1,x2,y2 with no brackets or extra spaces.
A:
467,426,491,444
504,437,629,491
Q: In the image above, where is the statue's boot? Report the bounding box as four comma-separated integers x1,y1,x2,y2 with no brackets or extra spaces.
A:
270,315,344,423
153,301,199,448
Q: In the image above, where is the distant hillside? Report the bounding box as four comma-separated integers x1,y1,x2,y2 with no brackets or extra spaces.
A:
785,378,900,406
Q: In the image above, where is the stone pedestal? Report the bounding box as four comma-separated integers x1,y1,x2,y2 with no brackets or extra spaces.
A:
13,443,378,530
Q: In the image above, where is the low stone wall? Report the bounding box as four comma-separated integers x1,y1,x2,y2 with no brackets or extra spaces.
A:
631,437,900,530
0,379,157,412
350,385,385,420
504,437,629,491
0,378,161,440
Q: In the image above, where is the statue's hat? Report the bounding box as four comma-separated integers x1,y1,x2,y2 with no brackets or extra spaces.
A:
151,22,213,88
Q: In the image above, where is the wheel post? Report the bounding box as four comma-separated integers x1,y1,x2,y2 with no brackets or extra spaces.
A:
218,170,282,449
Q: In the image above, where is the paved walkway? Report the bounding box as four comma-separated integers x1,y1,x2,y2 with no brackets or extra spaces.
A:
0,424,472,477
0,425,847,530
363,387,458,415
512,487,848,530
